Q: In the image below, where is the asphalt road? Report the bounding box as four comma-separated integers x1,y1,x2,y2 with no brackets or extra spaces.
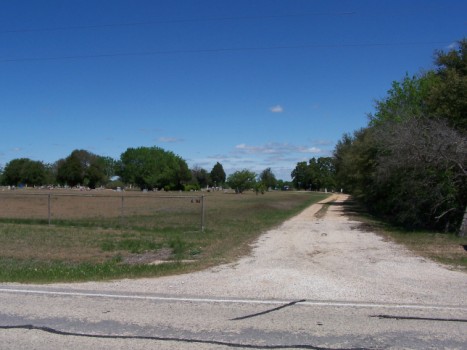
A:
1,196,466,349
1,286,467,349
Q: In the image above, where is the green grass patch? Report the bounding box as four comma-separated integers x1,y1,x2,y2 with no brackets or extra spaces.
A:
0,191,329,283
100,239,163,254
0,257,186,283
314,203,331,219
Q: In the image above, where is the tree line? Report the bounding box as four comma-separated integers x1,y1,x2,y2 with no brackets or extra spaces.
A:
0,146,290,193
290,39,466,235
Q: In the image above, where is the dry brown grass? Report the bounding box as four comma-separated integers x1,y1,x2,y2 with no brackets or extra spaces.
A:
0,189,329,282
0,189,204,230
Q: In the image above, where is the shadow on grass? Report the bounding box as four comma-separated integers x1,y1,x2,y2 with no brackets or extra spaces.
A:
338,196,467,271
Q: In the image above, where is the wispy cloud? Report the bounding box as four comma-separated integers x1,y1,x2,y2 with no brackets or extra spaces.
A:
269,105,284,113
235,144,277,154
235,142,321,155
309,139,333,146
158,137,184,143
189,142,330,180
447,42,458,50
297,146,321,153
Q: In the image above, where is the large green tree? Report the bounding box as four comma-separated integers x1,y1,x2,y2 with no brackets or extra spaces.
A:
369,72,437,125
118,146,191,190
427,39,467,132
1,158,47,186
291,157,337,191
56,150,110,188
309,157,336,191
291,161,309,189
227,170,256,193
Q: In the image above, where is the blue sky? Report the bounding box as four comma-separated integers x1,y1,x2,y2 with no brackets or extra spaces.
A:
1,0,465,180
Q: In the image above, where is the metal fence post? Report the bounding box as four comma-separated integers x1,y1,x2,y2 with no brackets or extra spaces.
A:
201,195,205,232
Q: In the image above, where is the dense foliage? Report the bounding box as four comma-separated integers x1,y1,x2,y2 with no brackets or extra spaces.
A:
227,170,257,193
118,146,191,191
291,157,336,191
56,150,111,188
334,39,467,235
1,147,209,192
1,158,50,187
1,146,275,195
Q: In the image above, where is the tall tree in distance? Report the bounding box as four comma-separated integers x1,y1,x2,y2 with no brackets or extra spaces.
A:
291,161,309,189
210,162,226,186
191,166,210,188
259,168,277,190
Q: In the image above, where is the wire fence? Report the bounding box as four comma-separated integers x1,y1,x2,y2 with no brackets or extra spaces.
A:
0,191,205,231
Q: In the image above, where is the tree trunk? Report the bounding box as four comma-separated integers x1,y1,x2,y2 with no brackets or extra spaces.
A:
459,205,467,237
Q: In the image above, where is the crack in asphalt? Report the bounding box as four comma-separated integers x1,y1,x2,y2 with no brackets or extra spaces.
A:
231,299,306,321
371,314,467,323
0,324,374,350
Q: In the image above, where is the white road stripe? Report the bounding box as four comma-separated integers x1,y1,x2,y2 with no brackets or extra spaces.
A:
1,287,466,311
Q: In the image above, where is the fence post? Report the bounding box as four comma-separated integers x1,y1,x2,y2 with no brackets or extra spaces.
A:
48,193,51,225
201,195,205,232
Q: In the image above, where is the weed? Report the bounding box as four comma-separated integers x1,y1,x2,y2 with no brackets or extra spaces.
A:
169,237,188,260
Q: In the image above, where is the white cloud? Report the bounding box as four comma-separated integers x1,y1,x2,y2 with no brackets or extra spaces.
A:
270,105,284,113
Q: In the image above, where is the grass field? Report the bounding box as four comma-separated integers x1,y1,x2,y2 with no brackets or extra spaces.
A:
0,190,329,283
0,190,204,230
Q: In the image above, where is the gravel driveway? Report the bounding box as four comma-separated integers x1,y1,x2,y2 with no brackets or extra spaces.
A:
51,194,466,306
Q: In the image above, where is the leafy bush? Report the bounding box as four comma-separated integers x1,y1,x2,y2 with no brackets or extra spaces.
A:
184,184,200,191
